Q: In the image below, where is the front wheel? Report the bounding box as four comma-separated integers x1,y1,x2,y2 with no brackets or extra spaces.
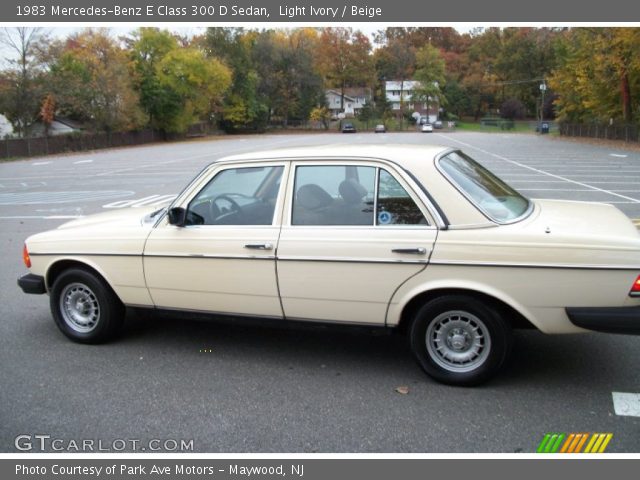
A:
409,295,512,386
50,268,124,344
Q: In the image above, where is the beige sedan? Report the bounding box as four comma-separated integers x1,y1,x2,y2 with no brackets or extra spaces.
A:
18,145,640,385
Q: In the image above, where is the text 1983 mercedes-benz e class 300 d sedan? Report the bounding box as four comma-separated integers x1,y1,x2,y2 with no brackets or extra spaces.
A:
18,145,640,385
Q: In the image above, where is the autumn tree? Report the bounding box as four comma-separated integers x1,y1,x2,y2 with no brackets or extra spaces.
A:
200,28,267,131
47,29,145,132
129,28,231,133
156,48,231,133
550,28,640,124
374,38,416,123
315,28,374,112
128,28,183,131
39,93,55,136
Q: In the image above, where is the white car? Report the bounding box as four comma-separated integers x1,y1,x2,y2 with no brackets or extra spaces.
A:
421,123,434,133
18,145,640,385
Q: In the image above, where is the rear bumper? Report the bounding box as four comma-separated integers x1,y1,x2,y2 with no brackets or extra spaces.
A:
17,274,46,295
566,306,640,335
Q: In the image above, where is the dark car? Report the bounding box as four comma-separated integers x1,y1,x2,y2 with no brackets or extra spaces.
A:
341,122,356,133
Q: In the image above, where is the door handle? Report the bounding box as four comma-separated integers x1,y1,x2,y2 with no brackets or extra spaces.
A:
392,247,427,255
244,243,273,251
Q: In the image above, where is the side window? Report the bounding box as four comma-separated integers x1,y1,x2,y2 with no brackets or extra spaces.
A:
186,166,283,226
376,169,428,225
292,165,375,225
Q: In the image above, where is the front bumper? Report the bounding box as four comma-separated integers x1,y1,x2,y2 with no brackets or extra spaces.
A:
17,274,46,295
566,306,640,335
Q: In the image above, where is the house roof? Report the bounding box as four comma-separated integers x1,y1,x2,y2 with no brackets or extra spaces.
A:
325,90,357,102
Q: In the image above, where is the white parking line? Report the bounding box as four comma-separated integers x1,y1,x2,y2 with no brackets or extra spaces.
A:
73,159,94,164
517,188,594,192
0,215,82,220
438,135,640,204
610,154,628,158
32,161,52,166
102,194,176,209
612,392,640,417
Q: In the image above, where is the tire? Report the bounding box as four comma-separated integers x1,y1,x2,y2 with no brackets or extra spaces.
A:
409,295,512,386
50,268,125,344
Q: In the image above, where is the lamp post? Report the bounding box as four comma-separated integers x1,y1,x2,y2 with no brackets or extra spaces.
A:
539,81,547,132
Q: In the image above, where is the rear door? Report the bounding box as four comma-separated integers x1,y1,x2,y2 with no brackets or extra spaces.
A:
276,160,438,325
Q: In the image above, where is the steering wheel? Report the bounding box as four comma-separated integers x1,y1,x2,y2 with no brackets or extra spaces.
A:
210,194,243,222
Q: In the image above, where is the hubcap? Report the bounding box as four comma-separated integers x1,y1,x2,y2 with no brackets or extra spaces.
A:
425,310,491,373
59,283,100,333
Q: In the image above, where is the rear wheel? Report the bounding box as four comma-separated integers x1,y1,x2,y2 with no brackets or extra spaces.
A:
410,295,512,386
50,268,124,344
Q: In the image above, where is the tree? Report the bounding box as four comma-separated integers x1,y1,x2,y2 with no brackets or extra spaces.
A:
0,27,48,137
500,98,526,120
47,29,145,132
550,28,640,124
128,28,183,130
315,28,374,112
374,38,416,126
156,48,231,133
39,93,55,136
413,44,447,118
201,28,268,131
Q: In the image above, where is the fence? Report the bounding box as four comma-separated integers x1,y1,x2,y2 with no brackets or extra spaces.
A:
560,123,639,142
0,130,163,160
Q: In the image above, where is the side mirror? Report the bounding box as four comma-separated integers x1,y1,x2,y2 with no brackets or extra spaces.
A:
167,207,186,227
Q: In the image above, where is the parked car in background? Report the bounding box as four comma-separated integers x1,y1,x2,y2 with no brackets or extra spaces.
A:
434,120,443,129
341,122,356,133
421,123,434,133
374,124,386,133
18,145,640,386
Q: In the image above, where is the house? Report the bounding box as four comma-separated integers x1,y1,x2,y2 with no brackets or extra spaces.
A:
325,88,371,118
0,114,13,138
28,117,82,137
385,80,439,123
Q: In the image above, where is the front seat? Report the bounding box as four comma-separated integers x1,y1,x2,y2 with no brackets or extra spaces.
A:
293,184,334,225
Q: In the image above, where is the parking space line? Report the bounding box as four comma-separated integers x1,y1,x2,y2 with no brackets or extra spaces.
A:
0,215,82,219
73,159,94,164
517,188,594,192
438,135,640,204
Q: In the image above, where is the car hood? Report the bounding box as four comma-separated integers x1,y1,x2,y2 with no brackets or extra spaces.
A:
56,206,162,230
26,206,162,255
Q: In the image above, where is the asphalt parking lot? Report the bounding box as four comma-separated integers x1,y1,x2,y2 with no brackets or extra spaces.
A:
1,131,639,452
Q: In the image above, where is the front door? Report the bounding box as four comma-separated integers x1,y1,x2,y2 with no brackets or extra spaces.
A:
143,163,287,318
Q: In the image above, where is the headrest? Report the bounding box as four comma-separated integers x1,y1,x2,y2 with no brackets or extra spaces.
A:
339,179,367,204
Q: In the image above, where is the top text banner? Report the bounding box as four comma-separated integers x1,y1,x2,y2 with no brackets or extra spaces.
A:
2,0,640,22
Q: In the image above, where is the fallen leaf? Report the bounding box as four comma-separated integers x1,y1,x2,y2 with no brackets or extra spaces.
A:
395,386,409,395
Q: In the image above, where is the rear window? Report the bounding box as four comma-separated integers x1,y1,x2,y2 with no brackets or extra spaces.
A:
439,151,531,223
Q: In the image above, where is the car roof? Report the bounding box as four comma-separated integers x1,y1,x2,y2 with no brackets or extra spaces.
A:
219,144,451,167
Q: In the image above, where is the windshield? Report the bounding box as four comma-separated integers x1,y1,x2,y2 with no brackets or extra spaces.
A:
438,151,531,223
